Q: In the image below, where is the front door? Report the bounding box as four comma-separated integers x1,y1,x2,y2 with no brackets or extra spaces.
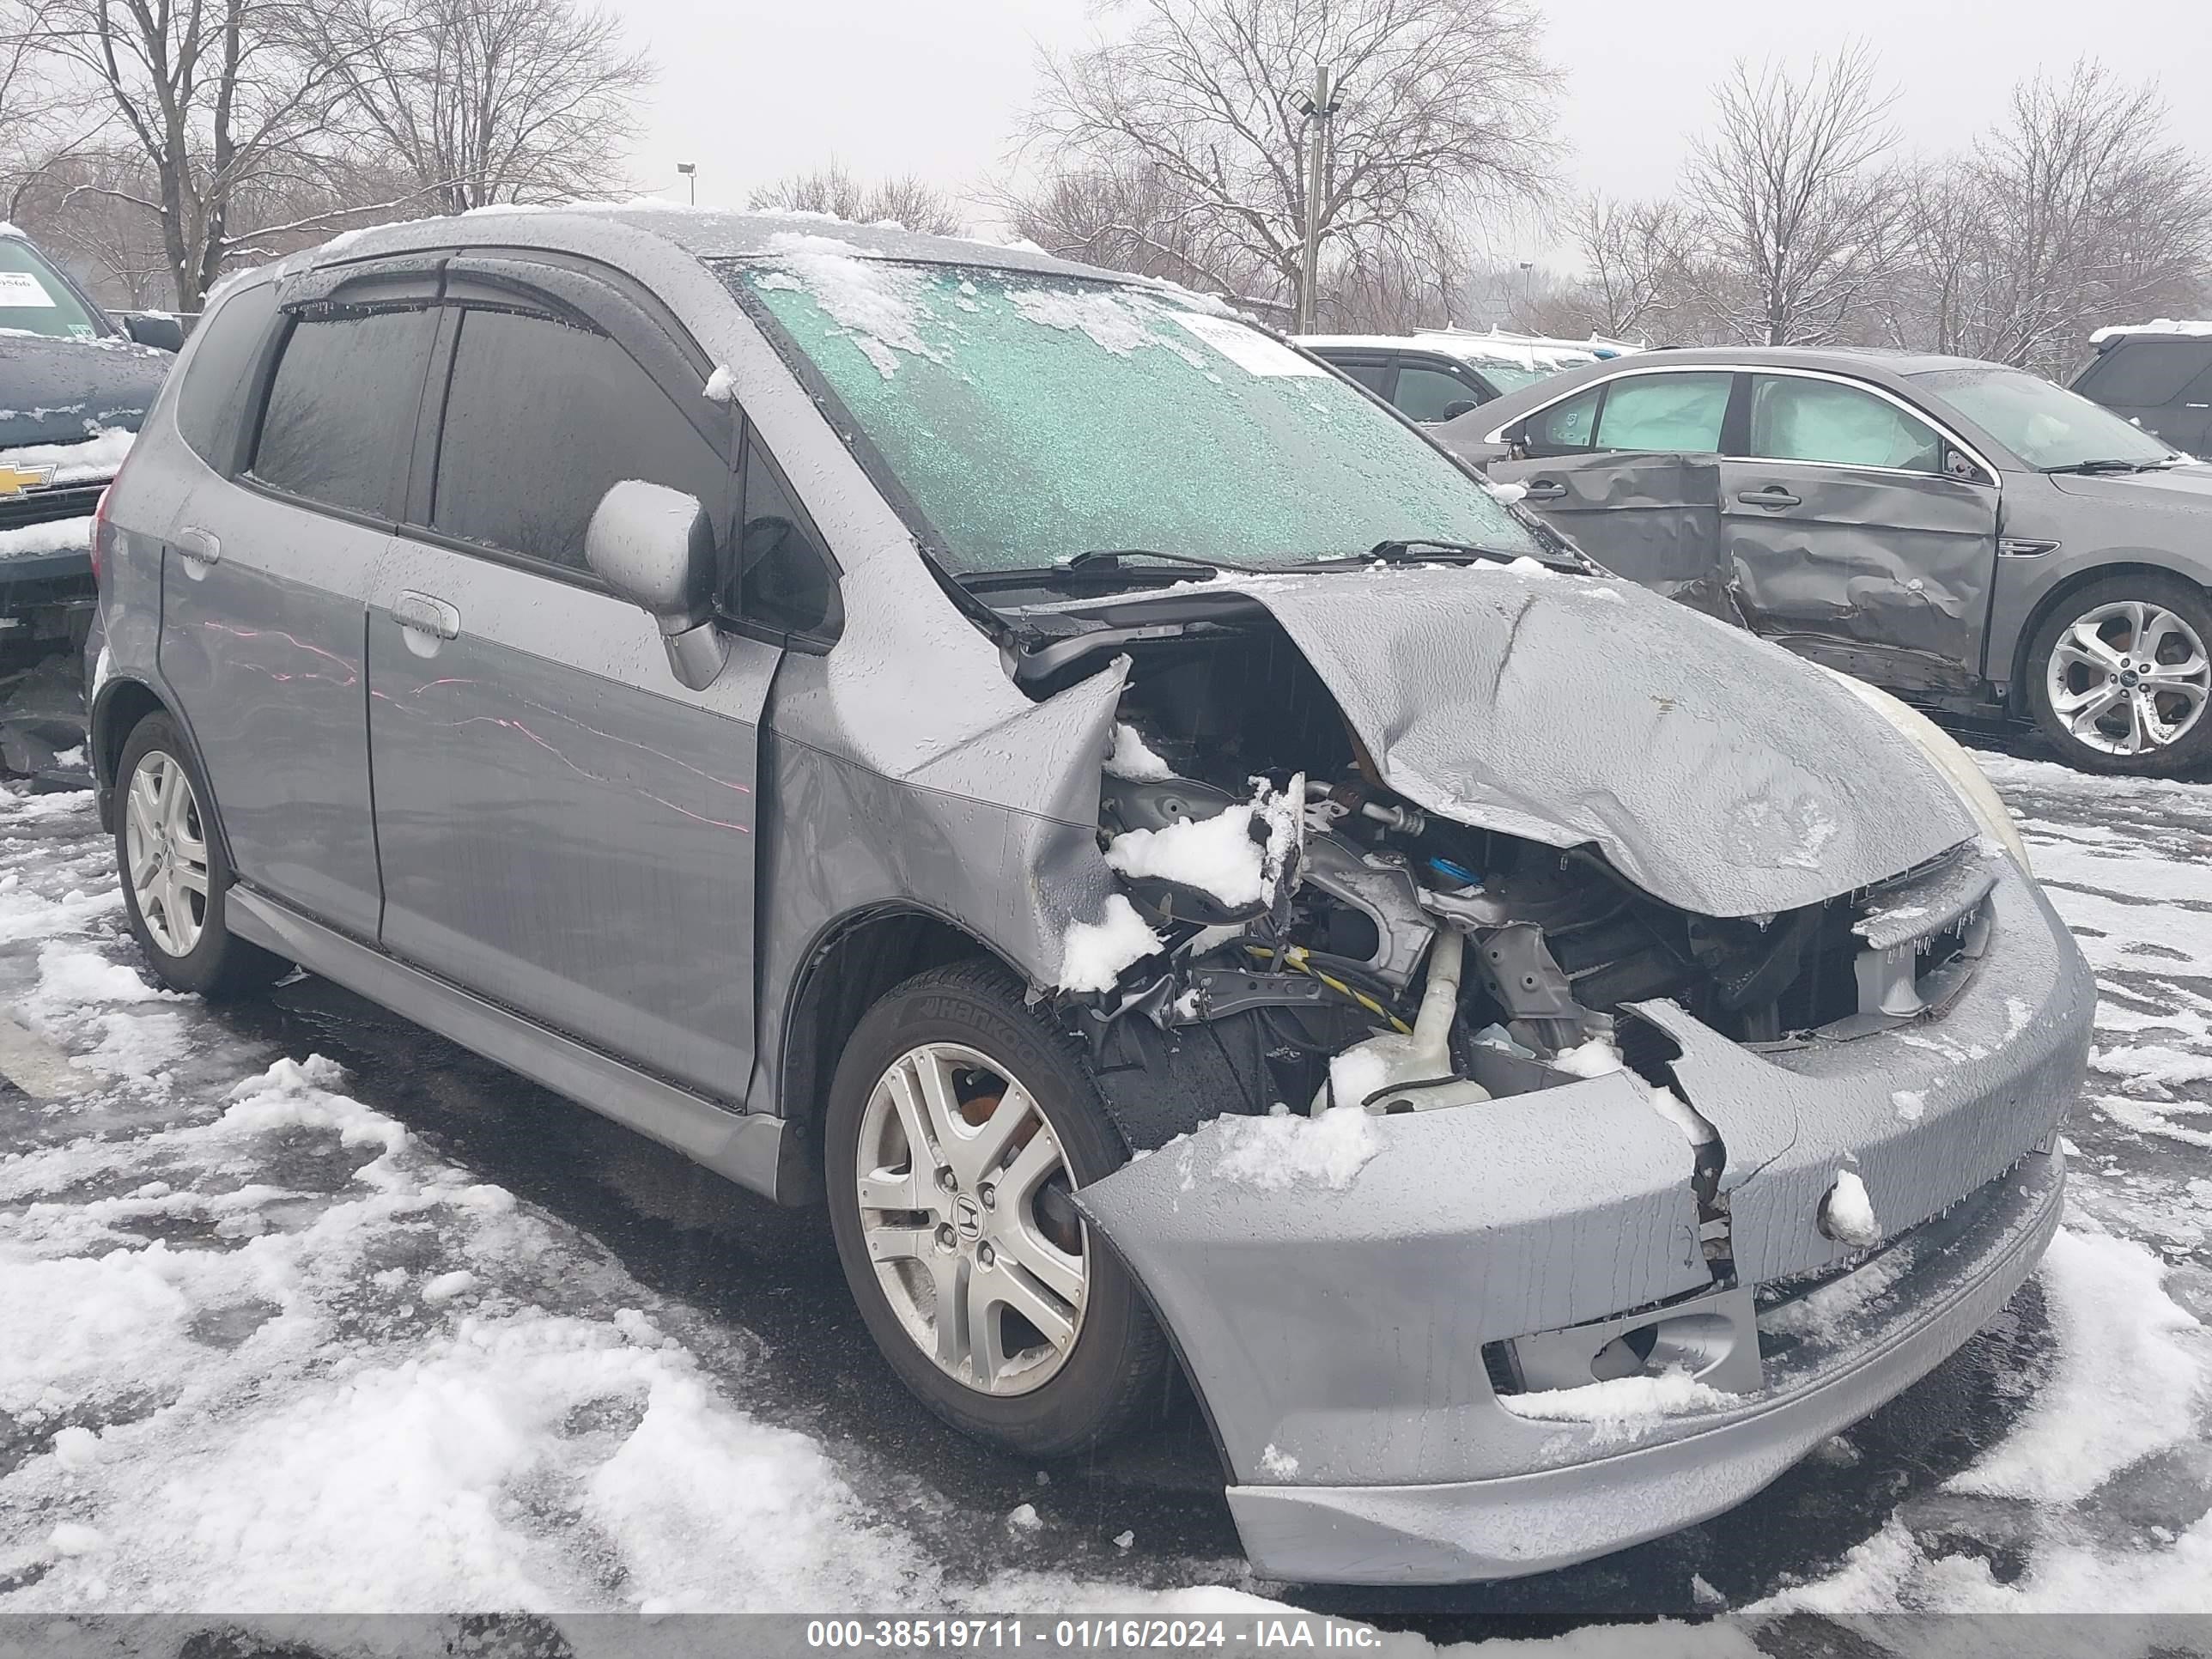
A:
1489,371,1739,618
158,292,436,937
366,291,776,1102
1719,374,2000,696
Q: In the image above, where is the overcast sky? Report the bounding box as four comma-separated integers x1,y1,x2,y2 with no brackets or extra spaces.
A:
623,0,2212,270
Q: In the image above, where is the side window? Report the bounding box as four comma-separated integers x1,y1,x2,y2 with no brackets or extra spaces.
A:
1593,372,1730,453
1522,384,1602,453
428,307,728,571
1325,357,1392,395
251,307,436,516
177,280,280,471
1393,362,1485,423
729,437,842,640
1748,376,1942,474
2075,341,2212,408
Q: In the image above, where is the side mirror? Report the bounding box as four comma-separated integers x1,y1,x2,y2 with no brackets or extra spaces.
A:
585,479,729,690
118,311,185,352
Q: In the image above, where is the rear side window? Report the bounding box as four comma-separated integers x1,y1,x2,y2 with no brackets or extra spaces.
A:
1523,385,1601,452
252,308,436,516
177,281,279,470
1324,358,1392,395
1393,362,1482,422
2075,340,2212,408
1594,372,1730,453
428,308,728,571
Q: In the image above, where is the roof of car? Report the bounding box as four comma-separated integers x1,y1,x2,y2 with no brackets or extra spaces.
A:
286,202,1179,296
1571,343,1994,378
2088,319,2212,344
1297,329,1626,371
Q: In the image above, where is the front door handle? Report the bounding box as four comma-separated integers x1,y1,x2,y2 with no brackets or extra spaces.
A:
175,526,221,566
1736,487,1802,509
1522,479,1567,501
392,591,460,641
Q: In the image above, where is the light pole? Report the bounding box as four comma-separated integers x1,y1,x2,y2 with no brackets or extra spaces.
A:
1290,66,1340,334
676,162,696,205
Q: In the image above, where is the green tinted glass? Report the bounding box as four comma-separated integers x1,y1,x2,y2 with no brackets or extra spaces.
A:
1594,373,1730,453
730,253,1540,573
1751,377,1940,472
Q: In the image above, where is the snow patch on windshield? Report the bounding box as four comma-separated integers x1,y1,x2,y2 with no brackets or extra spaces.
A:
1009,288,1154,356
761,233,939,379
1056,894,1164,993
1211,1104,1379,1192
1498,1367,1741,1443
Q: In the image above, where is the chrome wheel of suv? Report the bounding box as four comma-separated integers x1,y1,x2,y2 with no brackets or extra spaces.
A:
125,748,210,956
855,1041,1088,1395
2044,598,2210,757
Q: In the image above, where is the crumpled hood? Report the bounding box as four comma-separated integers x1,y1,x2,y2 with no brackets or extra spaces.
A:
1123,564,1978,917
0,332,167,450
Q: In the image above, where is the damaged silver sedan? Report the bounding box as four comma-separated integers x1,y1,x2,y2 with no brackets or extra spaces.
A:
89,208,2094,1586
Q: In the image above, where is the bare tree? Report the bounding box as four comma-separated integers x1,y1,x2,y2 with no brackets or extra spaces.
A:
1524,194,1696,339
10,0,389,309
1918,64,2212,374
1683,42,1908,344
307,0,649,215
1023,0,1558,319
750,161,966,236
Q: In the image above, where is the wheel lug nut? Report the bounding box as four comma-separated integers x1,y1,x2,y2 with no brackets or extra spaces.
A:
936,1168,957,1192
979,1184,995,1210
977,1243,995,1267
935,1224,956,1251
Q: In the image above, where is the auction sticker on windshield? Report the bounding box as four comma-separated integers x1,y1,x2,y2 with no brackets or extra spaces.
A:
0,270,55,307
1171,311,1324,376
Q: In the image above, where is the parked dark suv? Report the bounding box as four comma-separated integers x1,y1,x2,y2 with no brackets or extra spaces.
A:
83,206,2088,1587
0,226,179,775
2069,323,2212,456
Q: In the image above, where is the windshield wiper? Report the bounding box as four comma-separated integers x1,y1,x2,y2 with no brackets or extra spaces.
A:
2044,458,2158,474
956,548,1266,594
1365,538,1531,566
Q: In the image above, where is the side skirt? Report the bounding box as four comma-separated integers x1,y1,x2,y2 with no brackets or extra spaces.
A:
227,884,787,1202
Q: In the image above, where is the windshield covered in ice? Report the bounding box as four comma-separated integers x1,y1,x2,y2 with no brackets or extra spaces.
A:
720,241,1545,575
1911,365,2179,471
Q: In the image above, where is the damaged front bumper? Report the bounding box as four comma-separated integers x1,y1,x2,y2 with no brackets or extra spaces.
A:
1073,857,2093,1584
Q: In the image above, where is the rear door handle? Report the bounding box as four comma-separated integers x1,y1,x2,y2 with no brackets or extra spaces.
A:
1736,487,1802,508
392,591,460,641
175,526,221,566
1522,479,1567,501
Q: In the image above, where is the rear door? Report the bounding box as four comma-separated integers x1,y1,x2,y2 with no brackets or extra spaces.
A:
366,259,785,1102
1487,370,1738,617
1717,372,2000,695
157,275,436,936
2071,338,2212,453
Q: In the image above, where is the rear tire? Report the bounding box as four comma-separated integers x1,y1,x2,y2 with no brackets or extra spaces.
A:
113,712,289,998
823,960,1170,1457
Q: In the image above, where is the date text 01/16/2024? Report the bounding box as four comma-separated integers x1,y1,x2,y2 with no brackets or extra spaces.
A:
805,1619,1385,1650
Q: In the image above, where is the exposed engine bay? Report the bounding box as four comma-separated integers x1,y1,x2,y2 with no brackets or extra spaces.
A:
1060,626,1996,1238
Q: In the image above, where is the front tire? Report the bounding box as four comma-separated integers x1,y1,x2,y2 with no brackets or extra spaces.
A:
2025,574,2212,776
114,712,289,998
823,960,1170,1457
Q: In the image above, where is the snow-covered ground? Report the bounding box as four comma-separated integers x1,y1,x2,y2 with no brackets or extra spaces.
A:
2,747,2209,1640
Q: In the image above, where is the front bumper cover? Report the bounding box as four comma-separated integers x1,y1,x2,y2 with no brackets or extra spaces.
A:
1073,855,2093,1584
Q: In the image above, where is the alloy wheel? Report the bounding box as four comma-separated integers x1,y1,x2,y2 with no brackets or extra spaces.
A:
2044,599,2211,757
854,1042,1089,1395
125,749,211,957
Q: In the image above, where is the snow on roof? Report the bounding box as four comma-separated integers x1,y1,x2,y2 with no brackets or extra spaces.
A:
2089,319,2212,344
1296,327,1641,371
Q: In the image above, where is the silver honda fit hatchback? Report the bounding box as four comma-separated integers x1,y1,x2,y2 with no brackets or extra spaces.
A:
85,206,2093,1585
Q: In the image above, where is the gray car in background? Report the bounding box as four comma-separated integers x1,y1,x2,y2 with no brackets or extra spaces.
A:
1438,346,2212,776
87,209,2089,1584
